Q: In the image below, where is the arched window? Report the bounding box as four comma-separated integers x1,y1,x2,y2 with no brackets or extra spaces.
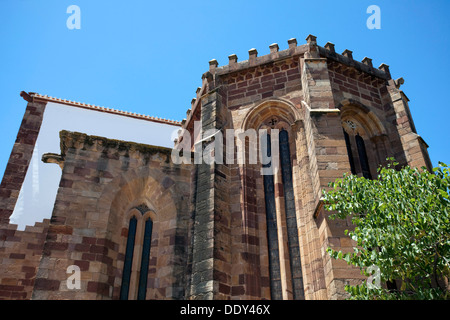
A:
340,101,389,180
120,208,154,300
261,127,304,300
342,120,374,180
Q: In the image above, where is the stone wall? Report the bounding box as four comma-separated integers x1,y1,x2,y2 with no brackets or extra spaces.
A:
0,219,49,299
0,96,47,224
0,96,50,300
30,131,192,299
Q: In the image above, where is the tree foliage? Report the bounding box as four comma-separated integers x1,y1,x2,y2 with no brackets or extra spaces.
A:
323,159,450,299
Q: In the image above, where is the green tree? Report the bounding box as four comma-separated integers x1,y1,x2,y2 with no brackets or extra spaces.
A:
323,160,450,299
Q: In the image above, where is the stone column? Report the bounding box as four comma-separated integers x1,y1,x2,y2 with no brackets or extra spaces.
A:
273,162,292,300
300,36,365,299
381,75,432,170
189,87,231,299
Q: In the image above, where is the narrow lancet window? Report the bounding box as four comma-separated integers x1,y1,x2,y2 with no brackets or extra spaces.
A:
279,129,304,300
343,130,356,175
120,216,137,300
262,133,282,300
137,218,153,300
355,134,372,179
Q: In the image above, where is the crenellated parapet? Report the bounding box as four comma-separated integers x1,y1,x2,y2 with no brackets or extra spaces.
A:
202,34,391,80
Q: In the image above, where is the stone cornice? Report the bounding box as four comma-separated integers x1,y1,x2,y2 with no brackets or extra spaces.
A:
59,130,173,159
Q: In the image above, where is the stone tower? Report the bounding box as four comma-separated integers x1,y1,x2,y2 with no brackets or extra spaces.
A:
181,34,431,300
0,35,431,300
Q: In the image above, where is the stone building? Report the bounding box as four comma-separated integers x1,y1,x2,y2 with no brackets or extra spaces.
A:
0,35,432,300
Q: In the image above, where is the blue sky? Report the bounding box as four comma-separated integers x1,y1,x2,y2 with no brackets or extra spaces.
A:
1,0,449,178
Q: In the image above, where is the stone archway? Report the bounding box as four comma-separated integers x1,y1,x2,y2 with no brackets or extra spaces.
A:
236,98,306,300
99,165,185,300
